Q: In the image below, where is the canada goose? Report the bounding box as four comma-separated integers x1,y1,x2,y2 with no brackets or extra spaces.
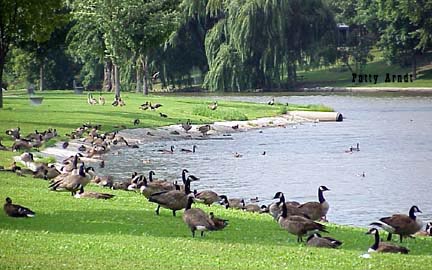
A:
12,140,32,151
415,222,432,237
353,143,360,151
20,152,34,168
244,203,261,213
157,145,174,154
78,145,86,152
366,228,409,254
6,127,21,139
112,96,120,106
148,170,175,188
153,103,162,109
262,151,266,155
298,186,330,221
181,145,197,153
98,95,105,105
49,165,96,196
198,125,211,136
209,212,229,230
234,152,242,158
194,189,220,206
62,142,69,149
74,190,115,200
271,192,307,220
306,233,343,248
268,98,275,105
370,205,423,242
4,197,35,218
250,197,259,203
34,164,60,180
182,120,192,133
87,93,97,105
148,177,192,216
219,195,245,210
183,195,216,237
133,119,140,125
159,113,168,118
277,199,327,242
208,101,218,110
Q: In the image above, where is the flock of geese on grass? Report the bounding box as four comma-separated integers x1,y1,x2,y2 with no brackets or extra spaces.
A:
3,150,432,254
1,123,431,255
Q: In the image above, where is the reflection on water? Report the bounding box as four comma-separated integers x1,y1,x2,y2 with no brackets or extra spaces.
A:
100,95,432,227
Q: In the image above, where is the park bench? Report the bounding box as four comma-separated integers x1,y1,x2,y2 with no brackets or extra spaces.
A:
73,80,84,94
27,84,44,105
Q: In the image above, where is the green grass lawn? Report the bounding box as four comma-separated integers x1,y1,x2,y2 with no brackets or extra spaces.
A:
299,53,432,88
1,172,432,270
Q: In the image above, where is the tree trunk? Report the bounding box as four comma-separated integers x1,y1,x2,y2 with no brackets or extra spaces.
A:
0,58,4,108
142,55,149,95
0,46,8,108
103,60,112,92
39,64,44,91
114,64,120,97
136,57,142,93
412,52,417,80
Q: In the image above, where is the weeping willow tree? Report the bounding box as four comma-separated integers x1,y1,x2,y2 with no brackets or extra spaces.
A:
182,0,337,91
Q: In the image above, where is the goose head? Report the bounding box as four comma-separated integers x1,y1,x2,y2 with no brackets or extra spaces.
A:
319,186,330,192
273,192,284,199
365,228,379,235
5,197,12,204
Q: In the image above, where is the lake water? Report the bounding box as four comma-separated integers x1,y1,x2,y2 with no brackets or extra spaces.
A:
100,94,432,227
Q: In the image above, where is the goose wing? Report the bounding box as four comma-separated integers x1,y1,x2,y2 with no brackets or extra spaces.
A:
298,202,322,220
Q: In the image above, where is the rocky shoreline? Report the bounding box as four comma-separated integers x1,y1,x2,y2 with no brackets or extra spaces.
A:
40,112,318,166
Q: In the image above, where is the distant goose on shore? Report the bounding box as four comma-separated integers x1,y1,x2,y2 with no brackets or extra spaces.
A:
181,145,197,153
234,152,242,158
198,125,211,136
208,101,218,110
133,119,140,126
370,205,423,242
219,195,245,210
157,145,174,154
4,197,35,218
268,98,275,105
366,228,409,254
159,113,168,118
231,124,239,130
297,185,330,221
182,120,192,133
194,189,219,206
98,95,105,105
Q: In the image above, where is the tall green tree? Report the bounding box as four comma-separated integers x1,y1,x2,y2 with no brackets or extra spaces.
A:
0,0,64,108
182,0,337,91
374,0,432,79
68,0,180,96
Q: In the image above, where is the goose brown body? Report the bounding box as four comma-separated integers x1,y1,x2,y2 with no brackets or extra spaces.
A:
183,196,216,237
366,228,409,254
370,205,422,242
4,197,35,218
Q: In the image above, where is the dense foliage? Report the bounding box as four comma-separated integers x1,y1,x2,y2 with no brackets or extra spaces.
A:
1,0,431,101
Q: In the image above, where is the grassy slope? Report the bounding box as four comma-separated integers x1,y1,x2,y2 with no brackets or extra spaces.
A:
299,52,432,88
0,91,330,166
1,91,431,269
1,173,432,270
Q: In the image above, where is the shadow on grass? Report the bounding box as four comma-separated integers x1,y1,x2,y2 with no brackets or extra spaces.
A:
1,198,430,255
